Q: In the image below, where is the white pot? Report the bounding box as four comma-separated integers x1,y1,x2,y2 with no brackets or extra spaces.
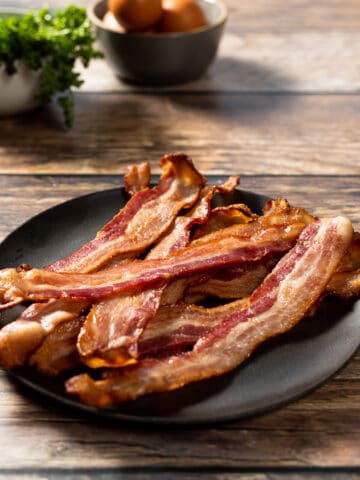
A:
0,61,41,116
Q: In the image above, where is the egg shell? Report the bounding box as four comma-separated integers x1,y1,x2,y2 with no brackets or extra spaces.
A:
160,0,207,33
108,0,163,31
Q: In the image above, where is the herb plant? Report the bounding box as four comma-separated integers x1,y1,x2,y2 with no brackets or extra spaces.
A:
0,5,103,127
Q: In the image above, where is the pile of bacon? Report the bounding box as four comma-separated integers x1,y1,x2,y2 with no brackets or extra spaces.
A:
0,153,359,408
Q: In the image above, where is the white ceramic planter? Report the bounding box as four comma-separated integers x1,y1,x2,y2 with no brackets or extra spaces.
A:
0,61,41,116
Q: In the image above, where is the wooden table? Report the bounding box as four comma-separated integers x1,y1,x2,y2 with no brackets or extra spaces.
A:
0,0,359,478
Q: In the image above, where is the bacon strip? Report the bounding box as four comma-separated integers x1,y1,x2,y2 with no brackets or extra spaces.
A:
77,178,241,368
0,299,88,369
137,299,248,359
0,220,306,306
65,216,353,407
47,153,206,274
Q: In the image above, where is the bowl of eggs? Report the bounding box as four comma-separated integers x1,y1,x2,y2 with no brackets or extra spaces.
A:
87,0,228,85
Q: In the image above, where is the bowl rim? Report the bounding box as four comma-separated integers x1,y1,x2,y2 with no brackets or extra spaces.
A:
87,0,228,38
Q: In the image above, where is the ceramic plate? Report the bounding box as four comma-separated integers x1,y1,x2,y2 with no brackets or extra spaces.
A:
0,182,359,424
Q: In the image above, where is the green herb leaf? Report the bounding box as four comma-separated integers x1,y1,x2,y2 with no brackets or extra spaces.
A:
0,5,103,127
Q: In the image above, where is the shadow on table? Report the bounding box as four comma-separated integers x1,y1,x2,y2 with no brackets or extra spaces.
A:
202,57,297,93
164,57,298,120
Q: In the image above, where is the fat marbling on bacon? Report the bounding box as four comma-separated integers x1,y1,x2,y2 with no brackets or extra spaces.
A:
0,218,307,307
65,216,353,407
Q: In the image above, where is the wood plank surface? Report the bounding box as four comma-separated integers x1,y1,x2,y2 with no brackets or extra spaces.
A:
0,356,359,470
0,94,359,175
0,473,359,480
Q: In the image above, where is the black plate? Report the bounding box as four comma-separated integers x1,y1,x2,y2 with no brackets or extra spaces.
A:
0,184,359,425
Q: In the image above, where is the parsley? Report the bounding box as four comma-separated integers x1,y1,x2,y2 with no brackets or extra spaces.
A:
0,5,103,127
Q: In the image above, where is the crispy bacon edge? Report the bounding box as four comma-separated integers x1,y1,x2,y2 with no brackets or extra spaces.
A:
124,162,151,196
46,153,206,274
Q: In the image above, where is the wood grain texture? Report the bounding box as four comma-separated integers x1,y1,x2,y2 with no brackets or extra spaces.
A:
0,94,359,175
0,358,359,469
0,175,358,472
10,0,360,32
0,473,359,480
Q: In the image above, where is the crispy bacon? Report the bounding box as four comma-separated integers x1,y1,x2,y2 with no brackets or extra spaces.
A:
65,216,353,406
193,203,257,238
185,256,280,302
326,269,360,298
322,232,360,299
29,316,85,376
77,178,241,368
124,162,151,196
78,288,165,368
0,152,357,412
137,299,248,358
47,153,206,274
0,220,306,307
0,299,88,369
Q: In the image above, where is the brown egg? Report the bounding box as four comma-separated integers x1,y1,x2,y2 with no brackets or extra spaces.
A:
160,0,207,33
108,0,163,32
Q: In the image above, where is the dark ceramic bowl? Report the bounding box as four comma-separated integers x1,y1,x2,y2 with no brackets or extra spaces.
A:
87,0,228,86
